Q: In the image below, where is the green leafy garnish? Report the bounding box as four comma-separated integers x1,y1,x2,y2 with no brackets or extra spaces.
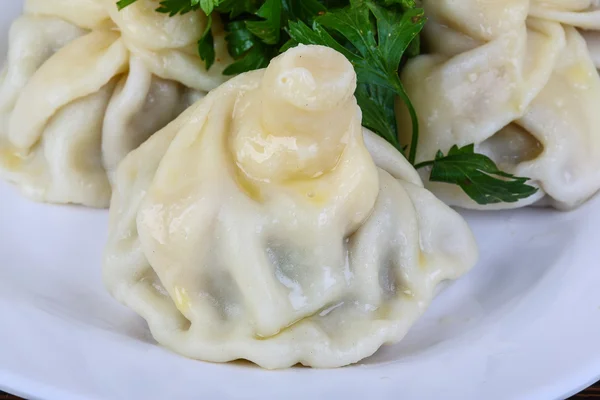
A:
114,0,539,206
355,84,399,148
217,0,262,17
222,20,275,75
117,0,222,16
198,15,216,69
245,0,283,44
282,0,326,24
197,0,222,15
155,0,200,16
415,145,538,205
219,0,322,76
116,0,139,10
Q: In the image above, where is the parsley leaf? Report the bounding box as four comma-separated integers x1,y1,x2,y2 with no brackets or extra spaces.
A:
223,43,273,75
155,0,222,16
245,0,283,45
225,20,257,57
197,0,221,15
116,0,138,10
223,21,274,75
119,0,221,16
355,84,399,148
155,0,200,16
198,16,216,69
416,145,539,205
381,0,416,9
217,0,262,17
282,0,326,24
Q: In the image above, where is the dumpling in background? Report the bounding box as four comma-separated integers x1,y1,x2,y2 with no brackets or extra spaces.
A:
0,0,231,207
399,0,600,210
24,0,112,30
530,0,600,30
538,0,600,68
103,45,478,369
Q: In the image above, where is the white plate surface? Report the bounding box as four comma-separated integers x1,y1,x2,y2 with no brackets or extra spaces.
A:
1,2,600,399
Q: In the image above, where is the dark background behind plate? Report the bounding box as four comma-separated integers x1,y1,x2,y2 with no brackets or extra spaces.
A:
2,383,600,399
575,383,600,398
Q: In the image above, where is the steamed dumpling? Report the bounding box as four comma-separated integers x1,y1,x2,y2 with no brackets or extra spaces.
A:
0,0,231,207
103,45,478,369
399,0,600,210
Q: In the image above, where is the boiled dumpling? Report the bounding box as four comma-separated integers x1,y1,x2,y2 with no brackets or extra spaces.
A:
0,0,231,207
103,45,478,369
399,0,600,210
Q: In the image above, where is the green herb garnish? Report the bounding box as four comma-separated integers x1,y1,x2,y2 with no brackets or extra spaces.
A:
415,145,538,205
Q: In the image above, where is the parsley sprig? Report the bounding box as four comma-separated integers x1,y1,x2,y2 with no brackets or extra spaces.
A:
115,0,538,206
416,145,538,205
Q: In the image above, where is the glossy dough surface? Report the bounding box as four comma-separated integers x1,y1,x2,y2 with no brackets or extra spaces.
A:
399,0,600,210
0,0,231,207
104,45,478,369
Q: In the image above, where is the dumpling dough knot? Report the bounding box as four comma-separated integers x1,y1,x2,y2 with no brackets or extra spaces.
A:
106,0,206,50
231,45,359,183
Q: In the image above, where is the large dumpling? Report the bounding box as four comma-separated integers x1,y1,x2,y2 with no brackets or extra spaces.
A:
398,0,600,210
103,45,478,369
0,0,231,207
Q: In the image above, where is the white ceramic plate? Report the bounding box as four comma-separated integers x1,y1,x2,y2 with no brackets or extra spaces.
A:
2,2,600,399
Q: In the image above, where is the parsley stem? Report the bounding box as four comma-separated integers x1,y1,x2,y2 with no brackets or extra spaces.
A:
414,160,435,170
392,78,419,165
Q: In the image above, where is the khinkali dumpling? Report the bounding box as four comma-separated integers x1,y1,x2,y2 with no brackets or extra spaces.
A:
399,0,600,210
0,0,231,207
103,45,478,369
